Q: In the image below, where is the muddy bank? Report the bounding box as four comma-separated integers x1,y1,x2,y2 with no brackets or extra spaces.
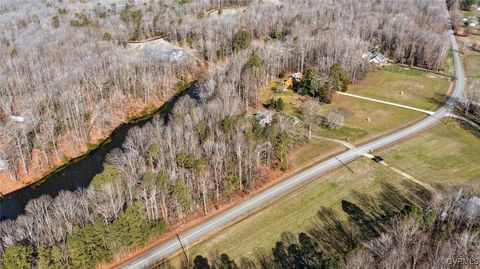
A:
0,84,200,220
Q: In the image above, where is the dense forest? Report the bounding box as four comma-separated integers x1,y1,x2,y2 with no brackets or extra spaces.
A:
0,0,452,268
172,184,480,269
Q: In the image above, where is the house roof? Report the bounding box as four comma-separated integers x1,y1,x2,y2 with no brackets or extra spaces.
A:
0,160,7,170
369,53,387,63
374,53,386,62
291,72,303,80
255,110,272,121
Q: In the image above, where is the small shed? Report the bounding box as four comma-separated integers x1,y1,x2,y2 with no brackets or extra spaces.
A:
290,116,300,125
255,110,273,127
468,16,479,27
369,53,387,65
0,160,7,170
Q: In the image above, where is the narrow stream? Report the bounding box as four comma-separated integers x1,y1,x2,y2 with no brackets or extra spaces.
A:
0,84,200,220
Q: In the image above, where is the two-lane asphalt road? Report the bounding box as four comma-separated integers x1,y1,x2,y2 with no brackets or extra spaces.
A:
118,30,465,269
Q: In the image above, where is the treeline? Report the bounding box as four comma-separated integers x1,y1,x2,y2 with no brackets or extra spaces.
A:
1,196,166,269
173,183,480,269
0,0,449,183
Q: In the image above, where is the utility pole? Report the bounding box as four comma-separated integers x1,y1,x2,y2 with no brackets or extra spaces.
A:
176,234,189,263
335,157,354,173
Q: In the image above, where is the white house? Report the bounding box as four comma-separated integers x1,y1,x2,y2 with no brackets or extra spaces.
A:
369,53,387,65
255,110,273,127
464,16,479,27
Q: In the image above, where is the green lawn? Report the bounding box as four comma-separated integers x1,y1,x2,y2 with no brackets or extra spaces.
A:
464,50,480,79
348,65,450,111
378,120,480,187
462,10,480,18
314,96,425,143
258,79,301,116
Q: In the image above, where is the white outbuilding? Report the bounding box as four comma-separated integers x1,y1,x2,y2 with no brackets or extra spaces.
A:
369,53,387,65
255,110,273,127
0,160,7,170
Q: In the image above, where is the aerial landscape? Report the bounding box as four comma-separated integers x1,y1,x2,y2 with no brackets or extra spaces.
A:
0,0,479,268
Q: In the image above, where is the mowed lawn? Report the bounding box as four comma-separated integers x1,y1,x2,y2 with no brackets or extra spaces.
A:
314,95,425,143
348,65,451,111
166,121,479,266
378,120,480,187
464,50,480,79
167,158,404,265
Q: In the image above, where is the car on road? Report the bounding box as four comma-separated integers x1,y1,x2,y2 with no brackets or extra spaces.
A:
371,156,384,163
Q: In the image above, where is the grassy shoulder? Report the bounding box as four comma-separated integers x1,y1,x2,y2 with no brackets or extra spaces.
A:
287,137,342,169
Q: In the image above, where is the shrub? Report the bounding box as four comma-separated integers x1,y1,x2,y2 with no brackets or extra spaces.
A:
324,108,344,129
232,29,252,52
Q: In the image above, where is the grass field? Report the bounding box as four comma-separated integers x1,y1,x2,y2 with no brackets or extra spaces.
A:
464,50,480,79
166,121,479,265
348,65,450,110
313,95,425,143
378,120,480,187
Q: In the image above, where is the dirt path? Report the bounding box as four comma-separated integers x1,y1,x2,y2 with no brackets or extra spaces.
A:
336,92,435,115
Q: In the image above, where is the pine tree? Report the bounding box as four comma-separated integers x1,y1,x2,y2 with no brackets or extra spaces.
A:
329,63,350,92
37,245,64,269
172,179,192,210
1,243,33,269
232,30,252,52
